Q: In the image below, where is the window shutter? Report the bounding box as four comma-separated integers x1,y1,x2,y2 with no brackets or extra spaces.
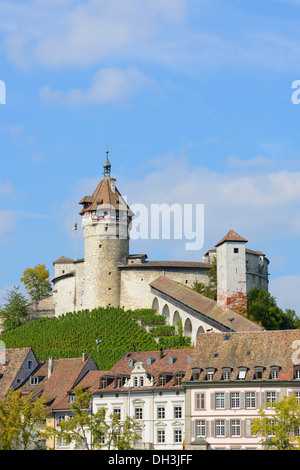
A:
210,393,215,410
225,392,230,409
261,392,266,409
240,392,245,409
245,419,252,437
206,420,210,438
255,392,260,408
225,420,230,437
240,419,245,437
210,420,215,437
191,420,195,438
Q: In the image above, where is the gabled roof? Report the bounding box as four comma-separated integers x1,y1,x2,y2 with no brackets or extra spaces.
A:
150,276,263,332
0,347,37,399
53,256,75,265
215,230,248,247
20,355,98,412
79,178,133,216
185,329,300,382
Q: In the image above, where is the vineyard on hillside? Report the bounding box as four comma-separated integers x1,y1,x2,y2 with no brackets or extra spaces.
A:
0,307,191,370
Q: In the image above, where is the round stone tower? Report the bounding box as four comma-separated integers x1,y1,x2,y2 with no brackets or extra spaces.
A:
79,152,133,309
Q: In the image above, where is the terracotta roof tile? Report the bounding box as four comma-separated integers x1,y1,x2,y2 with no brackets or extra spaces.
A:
149,276,263,332
215,230,248,247
185,330,300,382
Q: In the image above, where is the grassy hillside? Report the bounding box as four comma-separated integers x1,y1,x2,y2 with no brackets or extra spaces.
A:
0,307,191,370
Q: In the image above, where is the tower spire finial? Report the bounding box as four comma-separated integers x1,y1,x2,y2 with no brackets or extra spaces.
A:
103,146,111,179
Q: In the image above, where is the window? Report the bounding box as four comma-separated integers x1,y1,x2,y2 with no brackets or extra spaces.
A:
30,376,39,386
196,420,206,437
215,420,225,437
159,375,166,386
68,394,76,403
100,378,107,389
266,391,276,405
157,429,165,443
294,368,300,380
230,392,240,409
135,407,143,420
222,369,231,380
174,405,182,419
246,392,256,408
113,408,121,418
234,248,239,253
28,360,33,370
174,429,182,443
140,376,144,387
195,393,205,410
238,369,247,380
191,368,201,380
175,374,183,386
206,369,214,381
134,377,138,387
254,367,264,380
270,367,279,379
215,392,225,409
157,406,165,419
231,420,241,437
116,377,122,388
295,391,300,403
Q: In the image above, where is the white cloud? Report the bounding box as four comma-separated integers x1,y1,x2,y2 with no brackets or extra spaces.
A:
40,67,154,105
1,0,187,68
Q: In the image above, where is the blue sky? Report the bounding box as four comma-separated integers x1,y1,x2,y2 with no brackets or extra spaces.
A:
1,0,300,314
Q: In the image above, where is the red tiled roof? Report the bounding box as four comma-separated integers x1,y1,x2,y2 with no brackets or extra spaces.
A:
185,330,300,382
215,230,248,247
80,348,194,393
79,178,133,216
0,348,35,399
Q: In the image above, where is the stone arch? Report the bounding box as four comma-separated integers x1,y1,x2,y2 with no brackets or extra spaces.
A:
184,317,192,337
196,325,205,339
172,310,181,325
152,297,159,312
172,310,181,334
162,304,170,321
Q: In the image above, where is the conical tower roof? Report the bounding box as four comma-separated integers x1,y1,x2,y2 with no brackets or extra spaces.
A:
79,153,134,216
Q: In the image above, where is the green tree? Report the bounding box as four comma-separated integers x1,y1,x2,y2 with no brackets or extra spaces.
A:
0,388,48,450
48,386,141,450
247,287,300,330
252,394,300,450
20,264,52,302
0,286,28,331
192,257,217,300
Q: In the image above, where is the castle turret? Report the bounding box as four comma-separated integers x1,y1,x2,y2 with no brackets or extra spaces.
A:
79,152,134,309
215,230,248,312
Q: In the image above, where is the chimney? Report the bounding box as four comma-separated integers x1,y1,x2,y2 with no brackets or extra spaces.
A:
48,357,54,378
159,347,163,359
82,352,87,363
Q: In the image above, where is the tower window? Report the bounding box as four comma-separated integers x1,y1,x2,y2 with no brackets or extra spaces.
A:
99,244,102,248
234,248,239,253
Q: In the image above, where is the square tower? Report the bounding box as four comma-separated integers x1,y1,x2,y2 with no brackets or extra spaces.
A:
215,230,248,312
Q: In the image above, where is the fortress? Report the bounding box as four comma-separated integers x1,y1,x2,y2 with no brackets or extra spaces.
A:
51,153,269,342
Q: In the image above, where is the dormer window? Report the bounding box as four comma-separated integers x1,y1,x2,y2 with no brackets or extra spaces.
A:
221,368,231,380
270,367,280,380
30,376,39,386
100,378,107,389
191,368,201,381
174,373,183,386
205,369,215,381
237,368,247,380
159,375,166,386
253,367,264,380
294,367,300,380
